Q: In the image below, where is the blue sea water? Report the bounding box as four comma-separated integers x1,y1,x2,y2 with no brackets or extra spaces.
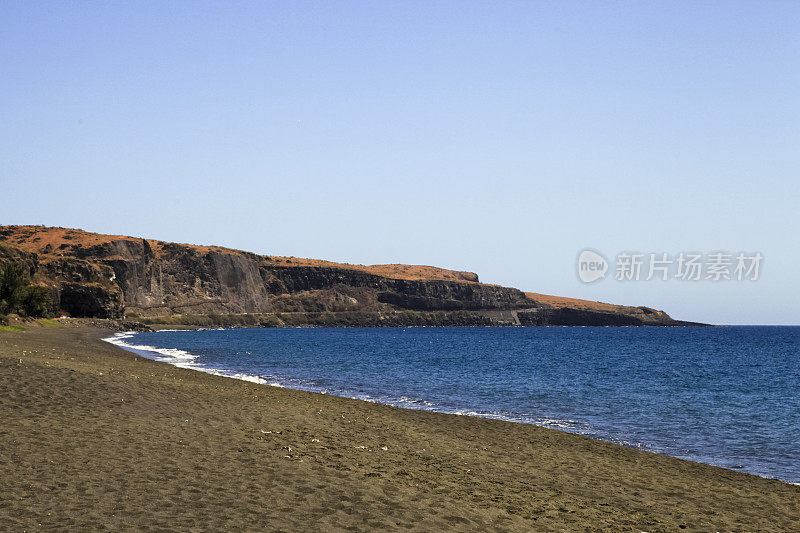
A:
106,326,800,483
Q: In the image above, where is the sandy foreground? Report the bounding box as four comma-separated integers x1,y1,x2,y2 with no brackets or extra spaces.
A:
1,326,798,532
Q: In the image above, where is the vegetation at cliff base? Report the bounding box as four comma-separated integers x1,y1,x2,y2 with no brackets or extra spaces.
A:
0,262,53,320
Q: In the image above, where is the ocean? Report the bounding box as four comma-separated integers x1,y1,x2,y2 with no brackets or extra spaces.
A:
105,326,800,483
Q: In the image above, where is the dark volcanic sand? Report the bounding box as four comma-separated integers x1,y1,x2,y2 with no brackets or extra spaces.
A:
1,325,798,531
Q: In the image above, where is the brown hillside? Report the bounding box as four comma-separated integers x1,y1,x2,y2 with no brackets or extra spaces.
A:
2,226,478,283
524,292,649,314
0,225,696,325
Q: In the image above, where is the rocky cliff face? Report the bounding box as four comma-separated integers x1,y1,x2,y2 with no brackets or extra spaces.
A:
0,226,700,326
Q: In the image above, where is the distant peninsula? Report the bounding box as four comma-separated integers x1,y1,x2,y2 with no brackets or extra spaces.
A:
0,226,705,327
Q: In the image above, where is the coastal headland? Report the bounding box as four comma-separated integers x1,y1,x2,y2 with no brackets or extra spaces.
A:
0,322,797,531
0,225,705,327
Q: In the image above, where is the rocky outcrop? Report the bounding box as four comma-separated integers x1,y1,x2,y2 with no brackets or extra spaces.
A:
57,282,124,319
515,306,701,326
0,241,123,319
0,226,701,326
0,242,39,277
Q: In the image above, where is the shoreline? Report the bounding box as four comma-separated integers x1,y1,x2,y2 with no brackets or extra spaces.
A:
104,329,596,434
2,324,799,530
106,327,786,484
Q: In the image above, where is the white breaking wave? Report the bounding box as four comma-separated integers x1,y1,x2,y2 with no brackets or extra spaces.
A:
104,332,198,366
103,331,269,384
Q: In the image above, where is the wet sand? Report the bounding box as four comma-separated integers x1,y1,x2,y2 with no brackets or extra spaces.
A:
1,325,798,531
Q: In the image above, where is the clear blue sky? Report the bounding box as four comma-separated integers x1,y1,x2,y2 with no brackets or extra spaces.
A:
2,2,798,324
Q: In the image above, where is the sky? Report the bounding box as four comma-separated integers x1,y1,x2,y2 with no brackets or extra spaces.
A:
1,2,798,325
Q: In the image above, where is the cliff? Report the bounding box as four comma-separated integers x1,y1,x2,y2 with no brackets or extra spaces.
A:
0,226,702,326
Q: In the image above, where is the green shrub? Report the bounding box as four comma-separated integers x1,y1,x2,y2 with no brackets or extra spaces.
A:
21,285,52,317
0,263,27,314
0,262,53,318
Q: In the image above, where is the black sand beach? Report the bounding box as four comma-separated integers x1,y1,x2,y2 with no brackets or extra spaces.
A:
1,324,799,531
